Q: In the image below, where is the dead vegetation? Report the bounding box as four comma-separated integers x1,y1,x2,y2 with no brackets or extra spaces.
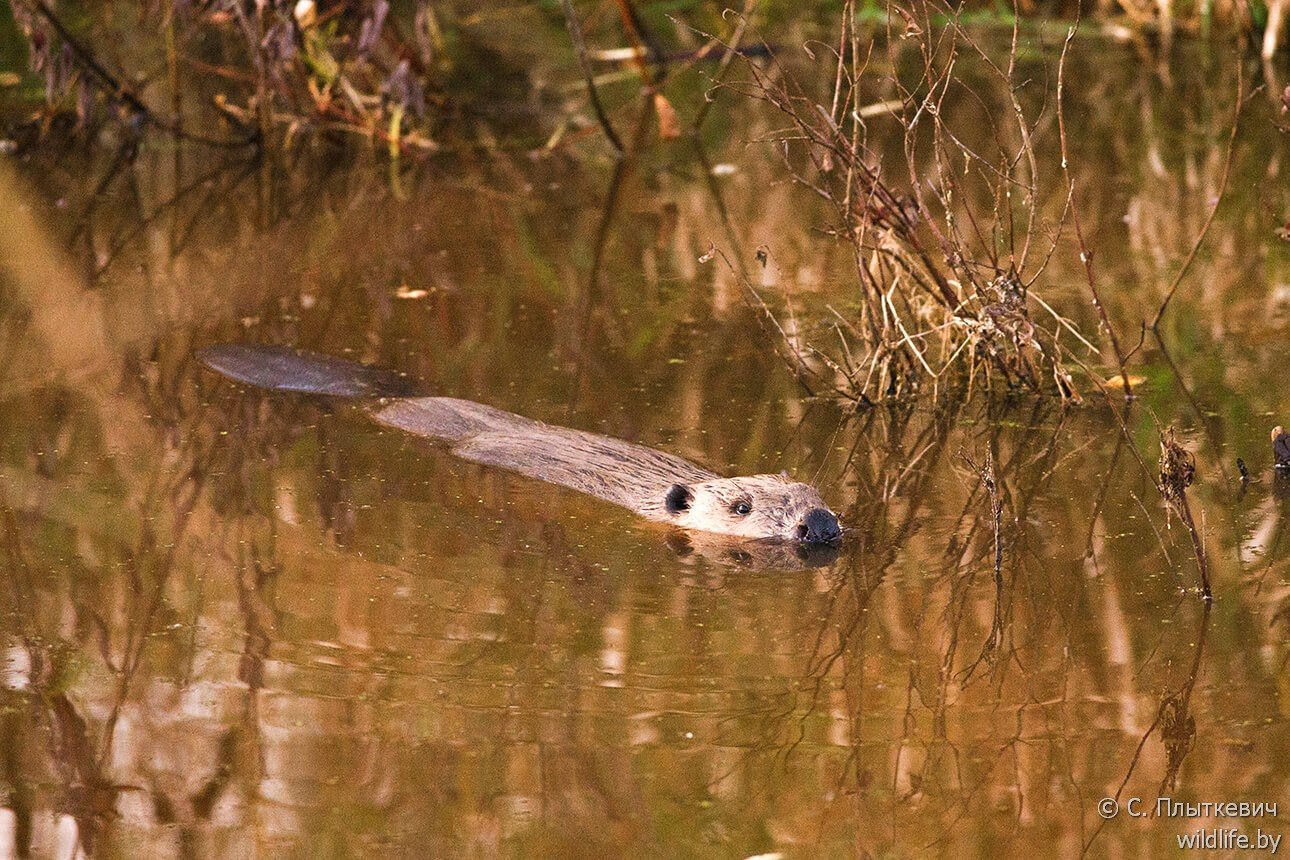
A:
1158,422,1211,597
708,0,1099,405
10,0,452,154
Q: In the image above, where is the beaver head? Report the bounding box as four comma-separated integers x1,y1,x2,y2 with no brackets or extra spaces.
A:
660,473,842,544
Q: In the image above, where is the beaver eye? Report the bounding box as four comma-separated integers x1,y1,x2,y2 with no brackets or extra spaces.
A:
732,500,752,516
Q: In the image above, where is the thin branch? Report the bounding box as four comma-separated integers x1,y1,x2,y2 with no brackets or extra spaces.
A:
1150,60,1244,330
559,0,624,155
693,1,758,133
1056,21,1132,395
27,0,258,149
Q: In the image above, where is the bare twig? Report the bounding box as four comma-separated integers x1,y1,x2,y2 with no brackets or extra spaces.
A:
559,0,625,155
27,0,259,149
1056,21,1132,395
1150,60,1244,330
693,0,758,132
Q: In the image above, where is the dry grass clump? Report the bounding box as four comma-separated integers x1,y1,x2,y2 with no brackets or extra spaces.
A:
714,0,1100,405
11,0,449,153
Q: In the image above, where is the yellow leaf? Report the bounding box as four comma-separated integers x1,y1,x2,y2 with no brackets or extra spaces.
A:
654,93,680,141
1102,373,1146,390
396,284,429,300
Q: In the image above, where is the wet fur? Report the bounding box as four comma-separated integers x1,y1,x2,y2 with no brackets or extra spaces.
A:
200,344,837,541
376,397,717,513
375,399,830,539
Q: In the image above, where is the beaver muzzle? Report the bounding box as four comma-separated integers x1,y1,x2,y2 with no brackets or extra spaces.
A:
798,508,843,544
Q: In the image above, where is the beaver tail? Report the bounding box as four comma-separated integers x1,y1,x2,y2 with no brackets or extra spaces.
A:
197,343,425,398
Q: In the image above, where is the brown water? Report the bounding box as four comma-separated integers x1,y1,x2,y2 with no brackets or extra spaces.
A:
0,32,1288,859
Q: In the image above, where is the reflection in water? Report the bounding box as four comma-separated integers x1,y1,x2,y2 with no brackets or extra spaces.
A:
1086,601,1212,853
664,530,841,570
0,38,1286,859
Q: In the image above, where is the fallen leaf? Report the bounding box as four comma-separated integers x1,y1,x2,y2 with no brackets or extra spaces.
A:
654,93,680,141
1102,373,1146,391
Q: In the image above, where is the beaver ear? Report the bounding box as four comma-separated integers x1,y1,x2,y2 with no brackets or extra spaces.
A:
664,483,694,515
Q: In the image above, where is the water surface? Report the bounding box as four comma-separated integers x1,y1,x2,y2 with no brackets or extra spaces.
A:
0,32,1288,859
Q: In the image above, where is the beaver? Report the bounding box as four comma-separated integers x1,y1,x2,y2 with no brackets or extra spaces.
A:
1275,426,1290,471
198,344,843,544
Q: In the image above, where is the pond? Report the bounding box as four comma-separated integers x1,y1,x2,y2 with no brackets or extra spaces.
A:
0,19,1288,859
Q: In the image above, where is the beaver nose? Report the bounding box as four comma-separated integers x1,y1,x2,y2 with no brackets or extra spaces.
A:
797,508,842,544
